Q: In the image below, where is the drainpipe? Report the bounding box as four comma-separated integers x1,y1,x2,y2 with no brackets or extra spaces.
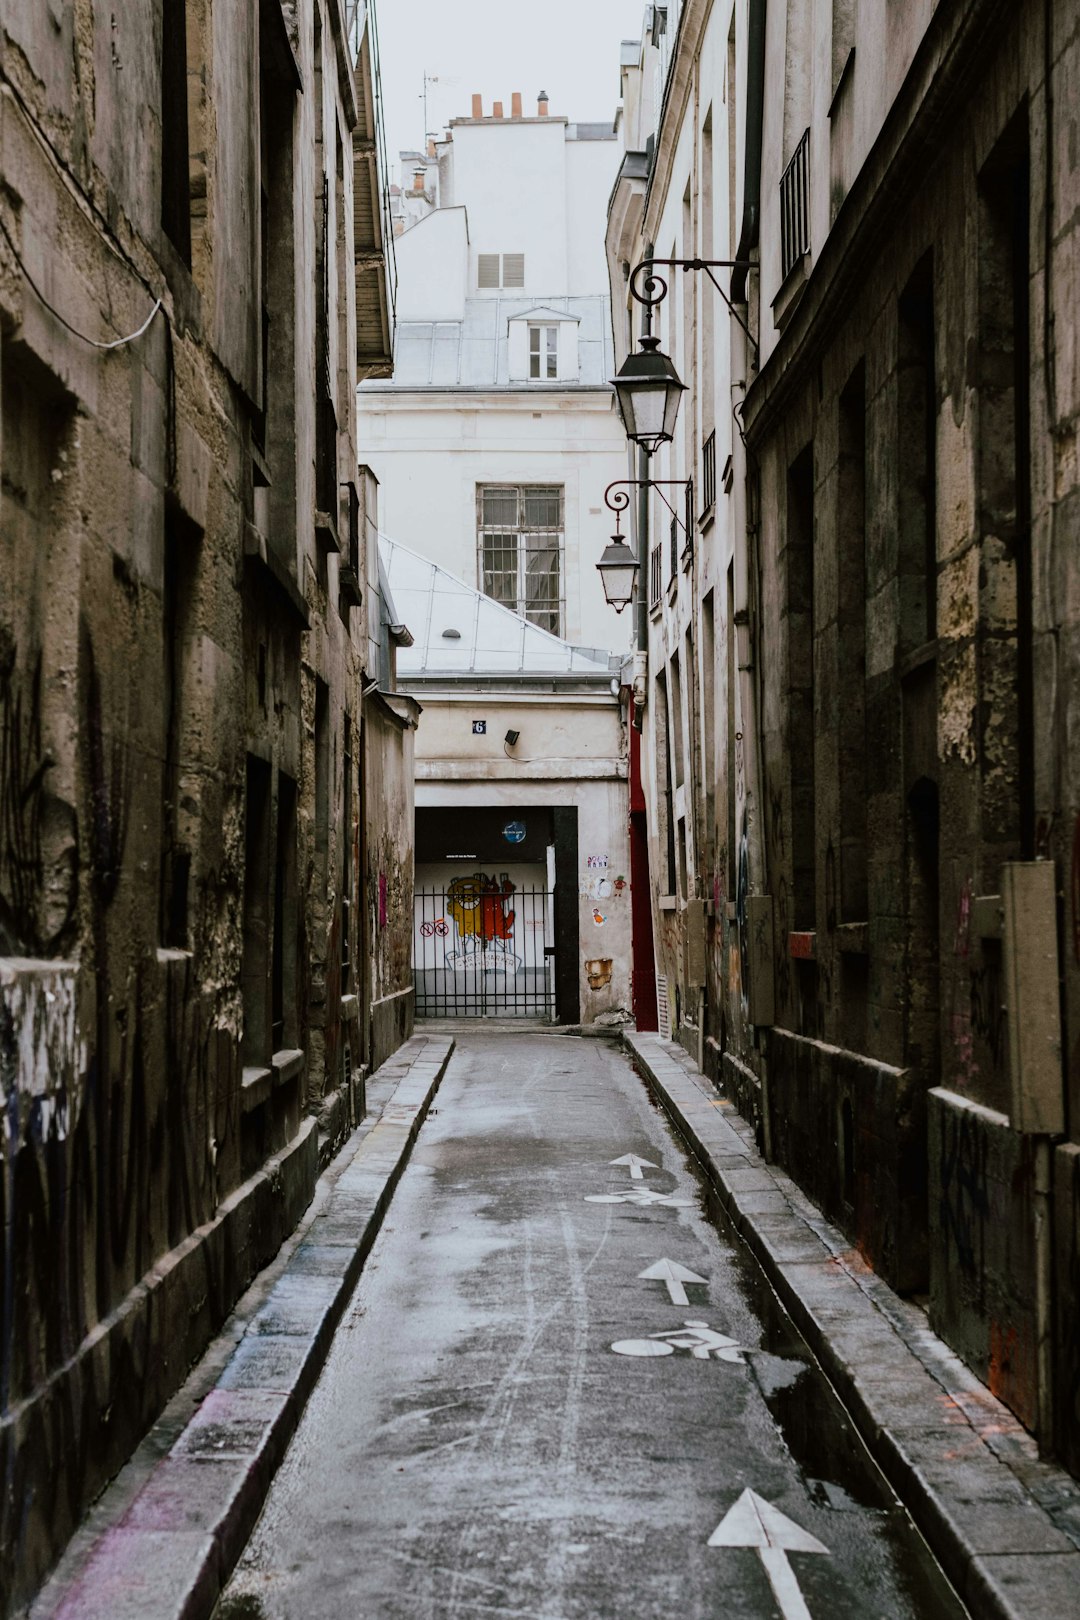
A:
730,0,767,901
730,0,770,1147
632,248,655,727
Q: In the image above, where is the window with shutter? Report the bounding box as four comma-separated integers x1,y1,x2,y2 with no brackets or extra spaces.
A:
478,253,500,288
502,253,525,288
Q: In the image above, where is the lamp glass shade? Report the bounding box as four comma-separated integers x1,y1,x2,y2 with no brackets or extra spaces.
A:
596,537,640,612
611,336,686,454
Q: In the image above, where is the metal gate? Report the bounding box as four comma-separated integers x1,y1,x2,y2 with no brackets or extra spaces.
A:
413,882,554,1018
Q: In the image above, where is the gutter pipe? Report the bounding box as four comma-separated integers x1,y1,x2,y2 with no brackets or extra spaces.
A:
729,0,769,1090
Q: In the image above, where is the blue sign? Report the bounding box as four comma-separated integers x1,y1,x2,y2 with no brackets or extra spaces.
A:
502,820,526,845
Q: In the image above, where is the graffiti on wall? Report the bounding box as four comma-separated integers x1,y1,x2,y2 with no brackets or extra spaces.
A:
444,872,521,973
0,639,79,956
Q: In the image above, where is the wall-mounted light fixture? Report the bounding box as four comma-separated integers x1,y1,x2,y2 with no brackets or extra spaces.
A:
595,479,692,612
610,256,755,456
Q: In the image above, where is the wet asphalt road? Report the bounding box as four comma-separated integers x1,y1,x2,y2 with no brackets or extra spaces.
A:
217,1031,967,1620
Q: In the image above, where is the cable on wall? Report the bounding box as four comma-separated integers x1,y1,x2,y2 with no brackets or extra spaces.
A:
0,214,162,350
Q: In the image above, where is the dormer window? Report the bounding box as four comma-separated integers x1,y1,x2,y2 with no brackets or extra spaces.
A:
507,307,580,383
529,325,558,379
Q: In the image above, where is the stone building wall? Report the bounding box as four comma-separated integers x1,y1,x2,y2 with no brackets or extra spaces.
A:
0,1,403,1607
609,0,1080,1471
743,0,1080,1461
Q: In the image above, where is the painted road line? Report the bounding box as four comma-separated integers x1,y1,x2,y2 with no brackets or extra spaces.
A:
584,1190,693,1207
611,1321,746,1361
708,1489,829,1620
609,1153,658,1180
638,1257,707,1306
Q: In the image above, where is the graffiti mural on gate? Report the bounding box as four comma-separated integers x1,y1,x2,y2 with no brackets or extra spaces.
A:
445,873,521,973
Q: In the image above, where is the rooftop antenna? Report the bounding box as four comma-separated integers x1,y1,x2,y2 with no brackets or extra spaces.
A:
421,71,439,143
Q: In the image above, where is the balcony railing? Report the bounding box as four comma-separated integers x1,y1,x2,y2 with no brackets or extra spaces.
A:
702,430,716,513
650,542,663,608
780,128,810,282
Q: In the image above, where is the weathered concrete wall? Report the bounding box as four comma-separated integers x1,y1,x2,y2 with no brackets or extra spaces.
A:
929,1089,1039,1431
736,0,1080,1453
364,692,418,1073
610,0,1080,1466
412,695,633,1022
0,0,404,1607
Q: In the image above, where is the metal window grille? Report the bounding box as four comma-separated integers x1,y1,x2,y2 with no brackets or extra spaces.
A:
650,541,663,607
479,485,563,635
683,477,694,561
529,325,558,379
702,430,716,511
414,884,554,1017
780,129,811,283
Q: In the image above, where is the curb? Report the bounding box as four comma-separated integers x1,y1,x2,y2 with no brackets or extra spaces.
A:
34,1035,455,1620
624,1031,1080,1620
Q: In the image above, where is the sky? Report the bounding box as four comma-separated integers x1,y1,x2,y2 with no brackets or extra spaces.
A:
373,0,645,169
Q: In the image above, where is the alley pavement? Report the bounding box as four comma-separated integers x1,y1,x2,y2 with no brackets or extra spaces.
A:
30,1029,1080,1620
217,1030,963,1619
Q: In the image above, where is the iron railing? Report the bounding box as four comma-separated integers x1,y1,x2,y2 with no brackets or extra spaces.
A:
650,541,663,607
702,430,716,512
414,884,554,1018
780,128,811,282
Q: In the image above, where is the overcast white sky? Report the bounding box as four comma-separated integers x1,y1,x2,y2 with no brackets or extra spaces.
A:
374,0,645,165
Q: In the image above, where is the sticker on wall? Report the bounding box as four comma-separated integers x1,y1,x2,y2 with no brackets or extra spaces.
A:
613,875,627,895
502,820,526,844
587,853,609,869
592,907,606,927
472,720,487,735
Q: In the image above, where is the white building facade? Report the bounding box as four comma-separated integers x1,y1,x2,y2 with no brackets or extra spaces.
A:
359,94,636,1025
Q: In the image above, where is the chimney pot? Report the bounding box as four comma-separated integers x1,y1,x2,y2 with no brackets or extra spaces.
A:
537,90,549,116
493,100,504,118
413,169,425,192
471,93,482,118
511,91,522,117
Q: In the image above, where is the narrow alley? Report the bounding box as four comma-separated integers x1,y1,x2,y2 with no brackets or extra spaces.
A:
217,1032,963,1620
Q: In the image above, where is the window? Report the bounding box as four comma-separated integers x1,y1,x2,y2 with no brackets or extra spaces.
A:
478,252,525,289
161,0,192,263
529,325,558,379
478,485,563,634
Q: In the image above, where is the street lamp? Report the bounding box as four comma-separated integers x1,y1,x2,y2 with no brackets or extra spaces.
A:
611,335,686,456
596,533,640,613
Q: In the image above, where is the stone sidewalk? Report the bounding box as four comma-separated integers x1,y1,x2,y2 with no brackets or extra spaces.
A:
625,1031,1080,1620
29,1034,455,1620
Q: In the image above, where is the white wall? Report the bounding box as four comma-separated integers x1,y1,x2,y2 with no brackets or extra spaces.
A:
394,208,468,322
363,393,632,653
451,120,570,295
565,138,622,293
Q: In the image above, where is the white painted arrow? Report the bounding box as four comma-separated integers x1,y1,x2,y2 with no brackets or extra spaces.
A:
610,1153,658,1180
708,1489,828,1620
638,1258,707,1306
